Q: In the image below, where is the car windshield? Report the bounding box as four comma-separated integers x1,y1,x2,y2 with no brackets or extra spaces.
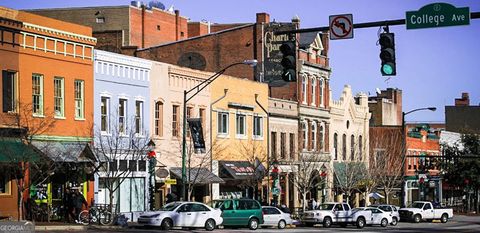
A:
159,202,182,211
408,202,425,208
318,204,335,210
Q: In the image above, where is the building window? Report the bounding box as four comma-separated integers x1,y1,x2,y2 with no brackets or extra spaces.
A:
359,135,363,161
271,132,277,159
32,74,43,115
301,121,307,151
280,132,286,160
199,108,206,130
302,75,307,104
0,173,11,194
186,106,193,137
74,80,85,119
334,133,338,160
236,113,246,137
180,31,185,37
119,99,127,134
135,101,143,135
172,105,179,137
157,25,161,30
154,101,163,136
311,122,317,151
342,134,347,160
217,112,229,135
253,116,263,138
289,133,295,160
101,97,110,133
2,70,17,113
351,135,355,161
311,78,316,106
96,17,105,23
54,77,64,117
319,124,324,152
319,79,324,107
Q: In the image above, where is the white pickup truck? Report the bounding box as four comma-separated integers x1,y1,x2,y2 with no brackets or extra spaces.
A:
399,201,453,223
302,202,353,228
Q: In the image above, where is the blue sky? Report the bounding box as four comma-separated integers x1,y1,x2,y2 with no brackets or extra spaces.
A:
2,0,479,122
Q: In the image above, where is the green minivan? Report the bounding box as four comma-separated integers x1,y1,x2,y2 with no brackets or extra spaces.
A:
212,199,264,230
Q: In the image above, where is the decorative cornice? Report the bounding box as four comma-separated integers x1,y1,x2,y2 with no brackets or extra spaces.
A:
95,50,152,69
23,22,96,43
168,66,211,80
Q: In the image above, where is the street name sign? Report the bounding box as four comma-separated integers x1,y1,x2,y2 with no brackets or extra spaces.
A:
329,14,354,40
406,3,470,30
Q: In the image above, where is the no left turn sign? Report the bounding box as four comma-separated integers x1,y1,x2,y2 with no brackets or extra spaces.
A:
329,14,354,40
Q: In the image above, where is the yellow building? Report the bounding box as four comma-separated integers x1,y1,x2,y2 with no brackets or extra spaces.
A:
210,75,269,201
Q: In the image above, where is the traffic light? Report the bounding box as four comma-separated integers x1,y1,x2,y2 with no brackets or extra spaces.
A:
279,41,296,82
379,32,396,76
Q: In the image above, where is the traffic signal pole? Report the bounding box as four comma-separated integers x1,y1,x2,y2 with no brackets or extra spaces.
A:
275,12,480,34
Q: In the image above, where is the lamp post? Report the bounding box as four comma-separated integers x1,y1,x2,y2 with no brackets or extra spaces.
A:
147,139,156,210
181,59,257,201
400,107,436,207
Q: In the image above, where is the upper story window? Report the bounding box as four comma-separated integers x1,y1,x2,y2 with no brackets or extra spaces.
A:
32,74,43,116
154,101,163,136
74,80,85,119
199,108,206,130
96,17,105,23
319,79,324,107
118,99,127,134
311,122,317,151
2,70,17,113
236,113,246,138
351,135,355,161
217,112,229,135
302,75,307,104
342,134,347,160
135,101,143,135
319,124,324,152
311,78,316,106
101,97,110,133
186,106,193,137
54,77,65,117
271,131,277,159
253,115,263,139
301,121,307,151
172,105,180,137
289,133,295,160
334,133,338,160
359,135,363,161
280,132,286,160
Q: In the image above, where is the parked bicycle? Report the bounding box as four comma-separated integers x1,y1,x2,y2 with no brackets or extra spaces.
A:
78,204,113,225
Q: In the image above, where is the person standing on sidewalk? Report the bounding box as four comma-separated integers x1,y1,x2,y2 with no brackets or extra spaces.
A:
73,189,88,223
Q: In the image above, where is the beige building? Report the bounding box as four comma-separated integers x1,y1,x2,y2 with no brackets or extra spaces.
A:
329,85,371,206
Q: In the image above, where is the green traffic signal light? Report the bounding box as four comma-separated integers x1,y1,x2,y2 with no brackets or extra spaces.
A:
382,63,394,75
379,32,396,76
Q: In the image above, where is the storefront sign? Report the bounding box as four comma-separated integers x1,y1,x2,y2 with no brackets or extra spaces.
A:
165,179,177,185
263,23,296,86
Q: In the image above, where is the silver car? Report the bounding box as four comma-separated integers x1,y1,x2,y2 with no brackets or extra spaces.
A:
261,206,293,229
137,202,223,231
369,204,400,226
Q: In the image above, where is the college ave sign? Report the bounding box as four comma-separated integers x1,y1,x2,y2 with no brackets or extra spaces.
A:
406,3,470,29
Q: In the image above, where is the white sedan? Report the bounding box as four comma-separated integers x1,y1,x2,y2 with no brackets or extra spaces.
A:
137,202,223,231
261,206,293,229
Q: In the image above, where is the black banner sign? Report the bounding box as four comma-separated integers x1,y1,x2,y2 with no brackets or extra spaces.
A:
187,118,206,154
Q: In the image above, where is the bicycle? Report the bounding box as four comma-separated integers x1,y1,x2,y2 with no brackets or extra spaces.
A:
78,205,112,225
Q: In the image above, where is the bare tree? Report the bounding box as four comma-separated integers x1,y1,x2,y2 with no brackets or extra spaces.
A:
0,102,58,220
333,161,366,205
369,127,404,204
93,110,151,214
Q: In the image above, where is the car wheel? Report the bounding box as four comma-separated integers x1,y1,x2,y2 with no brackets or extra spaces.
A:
205,219,216,231
356,217,366,229
323,217,332,228
248,218,259,230
381,218,388,227
441,214,448,223
278,220,286,229
413,214,421,223
161,218,173,231
391,217,398,226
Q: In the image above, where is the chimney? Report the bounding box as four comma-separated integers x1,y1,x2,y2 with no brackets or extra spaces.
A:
256,13,270,24
454,92,470,106
175,10,180,40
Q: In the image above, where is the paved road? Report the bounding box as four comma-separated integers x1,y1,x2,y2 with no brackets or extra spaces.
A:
38,215,480,233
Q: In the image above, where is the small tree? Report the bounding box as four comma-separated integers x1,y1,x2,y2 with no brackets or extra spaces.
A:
333,161,366,205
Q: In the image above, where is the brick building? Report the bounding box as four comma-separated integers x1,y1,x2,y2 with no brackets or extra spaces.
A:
368,88,402,127
445,92,480,134
27,2,188,55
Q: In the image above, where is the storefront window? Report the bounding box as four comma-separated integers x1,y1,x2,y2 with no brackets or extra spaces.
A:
0,173,11,194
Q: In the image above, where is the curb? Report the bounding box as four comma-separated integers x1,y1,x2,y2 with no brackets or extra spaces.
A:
35,225,88,231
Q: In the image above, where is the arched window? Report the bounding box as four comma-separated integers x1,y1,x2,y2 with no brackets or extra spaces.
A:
333,133,338,160
351,135,355,161
319,78,324,107
311,122,317,151
342,134,347,160
302,75,308,104
359,135,363,161
319,124,324,152
311,78,316,106
302,121,307,151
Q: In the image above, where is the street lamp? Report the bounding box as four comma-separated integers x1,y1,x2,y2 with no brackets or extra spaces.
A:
400,107,436,207
181,59,258,201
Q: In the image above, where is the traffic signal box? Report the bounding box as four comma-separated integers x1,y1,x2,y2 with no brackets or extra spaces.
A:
279,41,297,82
379,32,396,76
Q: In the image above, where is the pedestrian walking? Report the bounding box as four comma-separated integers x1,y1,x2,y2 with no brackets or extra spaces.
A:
72,189,88,223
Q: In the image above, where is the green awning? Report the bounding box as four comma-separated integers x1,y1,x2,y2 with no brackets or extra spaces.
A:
0,138,43,162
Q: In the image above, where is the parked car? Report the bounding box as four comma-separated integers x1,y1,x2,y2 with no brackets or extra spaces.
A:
137,202,222,231
369,204,400,226
301,202,353,228
399,201,453,223
260,206,293,229
349,207,393,228
212,199,264,230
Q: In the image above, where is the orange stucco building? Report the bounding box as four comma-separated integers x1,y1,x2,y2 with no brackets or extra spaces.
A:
0,7,96,219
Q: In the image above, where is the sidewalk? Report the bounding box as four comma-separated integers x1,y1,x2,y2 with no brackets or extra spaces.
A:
34,222,123,231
